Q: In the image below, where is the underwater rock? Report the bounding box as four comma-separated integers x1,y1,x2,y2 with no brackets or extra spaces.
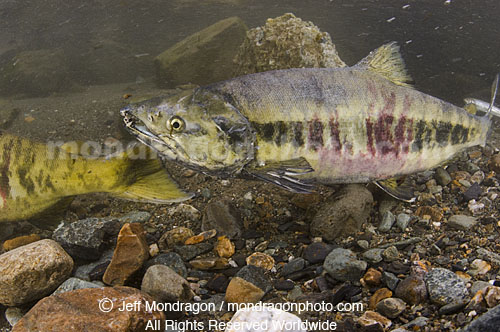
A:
357,311,392,330
215,236,236,258
395,274,428,305
311,184,373,241
460,303,500,332
225,265,271,303
0,239,73,306
143,252,188,278
189,257,229,270
246,252,275,271
141,265,194,302
302,241,333,264
103,223,149,286
155,16,247,88
159,226,194,250
3,234,41,251
233,13,346,76
281,258,306,277
12,287,164,332
0,49,72,96
369,288,393,310
448,215,479,230
51,277,101,296
425,268,468,306
376,297,406,319
323,248,367,283
202,200,243,239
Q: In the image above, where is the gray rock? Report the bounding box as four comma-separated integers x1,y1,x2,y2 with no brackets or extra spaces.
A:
5,307,26,327
236,265,272,293
378,237,422,249
396,213,412,231
379,211,396,232
0,239,73,306
73,249,114,281
117,211,151,224
324,248,367,283
282,258,306,277
141,265,194,302
382,271,400,291
376,297,406,318
435,167,452,186
144,252,188,278
51,277,101,295
459,304,500,332
448,215,479,230
425,268,468,306
202,199,243,239
357,240,369,250
363,249,384,264
155,17,247,88
287,286,304,301
403,317,429,329
477,248,500,266
470,281,492,296
439,300,468,315
311,184,373,241
382,246,399,262
175,242,213,261
53,217,119,260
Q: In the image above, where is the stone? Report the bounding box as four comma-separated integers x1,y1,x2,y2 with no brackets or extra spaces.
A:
376,297,406,318
311,184,373,240
226,307,306,332
141,265,194,302
5,307,26,327
168,204,201,221
471,281,492,296
415,206,443,222
477,248,500,266
53,217,119,260
468,199,485,215
282,258,306,277
206,274,230,293
379,211,396,232
0,239,73,306
369,288,393,310
382,271,400,291
435,167,452,186
225,277,265,304
202,199,243,239
189,257,229,270
103,223,149,286
73,249,114,281
363,248,384,264
215,236,235,258
469,259,491,276
117,211,151,224
235,265,272,294
144,252,187,278
357,311,392,330
396,213,412,231
382,246,399,262
323,248,367,283
233,13,346,76
395,275,428,305
175,242,214,261
3,234,41,251
489,154,500,173
185,229,217,245
484,286,500,308
460,303,500,332
155,17,247,88
425,268,468,306
439,300,468,315
159,226,194,250
287,285,304,301
52,277,101,295
362,268,382,287
302,242,333,264
464,182,482,201
403,317,429,329
12,286,164,332
246,252,275,271
448,215,479,230
274,280,295,291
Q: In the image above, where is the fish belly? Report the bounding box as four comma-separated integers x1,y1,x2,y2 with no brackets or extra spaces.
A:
210,68,490,182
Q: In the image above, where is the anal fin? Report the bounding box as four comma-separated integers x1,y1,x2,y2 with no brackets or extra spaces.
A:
245,158,315,194
375,177,415,202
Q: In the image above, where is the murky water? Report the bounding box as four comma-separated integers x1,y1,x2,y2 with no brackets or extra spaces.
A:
1,0,500,107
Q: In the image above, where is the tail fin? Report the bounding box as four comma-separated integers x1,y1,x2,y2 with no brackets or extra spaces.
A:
487,73,499,117
111,146,194,203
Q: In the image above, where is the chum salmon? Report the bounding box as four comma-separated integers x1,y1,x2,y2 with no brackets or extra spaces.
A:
0,132,192,222
121,43,496,201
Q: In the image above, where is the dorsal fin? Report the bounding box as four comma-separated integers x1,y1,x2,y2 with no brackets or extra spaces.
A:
355,42,413,87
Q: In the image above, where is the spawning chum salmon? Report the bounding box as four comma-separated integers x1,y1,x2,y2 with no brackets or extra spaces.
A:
121,43,492,196
0,132,192,222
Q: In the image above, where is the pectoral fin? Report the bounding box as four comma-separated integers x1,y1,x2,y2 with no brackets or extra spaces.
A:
375,177,415,202
245,158,315,193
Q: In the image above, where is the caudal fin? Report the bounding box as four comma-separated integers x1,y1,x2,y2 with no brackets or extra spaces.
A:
111,147,193,203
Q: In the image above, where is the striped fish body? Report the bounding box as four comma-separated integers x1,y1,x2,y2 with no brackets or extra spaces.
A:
0,133,191,222
205,67,490,184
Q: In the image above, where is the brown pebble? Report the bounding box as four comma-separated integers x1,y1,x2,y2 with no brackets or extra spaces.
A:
363,268,382,287
489,154,500,173
369,288,393,310
415,206,443,222
3,234,41,251
357,310,392,330
159,227,194,250
225,277,265,304
215,236,235,258
246,252,275,271
185,229,217,245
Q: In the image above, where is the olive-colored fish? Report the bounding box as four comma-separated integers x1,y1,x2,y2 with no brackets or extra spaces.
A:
121,43,494,201
0,132,192,222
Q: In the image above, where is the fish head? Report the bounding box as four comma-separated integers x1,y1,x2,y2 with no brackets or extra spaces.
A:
121,89,255,175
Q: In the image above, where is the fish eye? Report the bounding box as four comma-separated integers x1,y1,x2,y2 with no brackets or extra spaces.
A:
169,116,185,132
